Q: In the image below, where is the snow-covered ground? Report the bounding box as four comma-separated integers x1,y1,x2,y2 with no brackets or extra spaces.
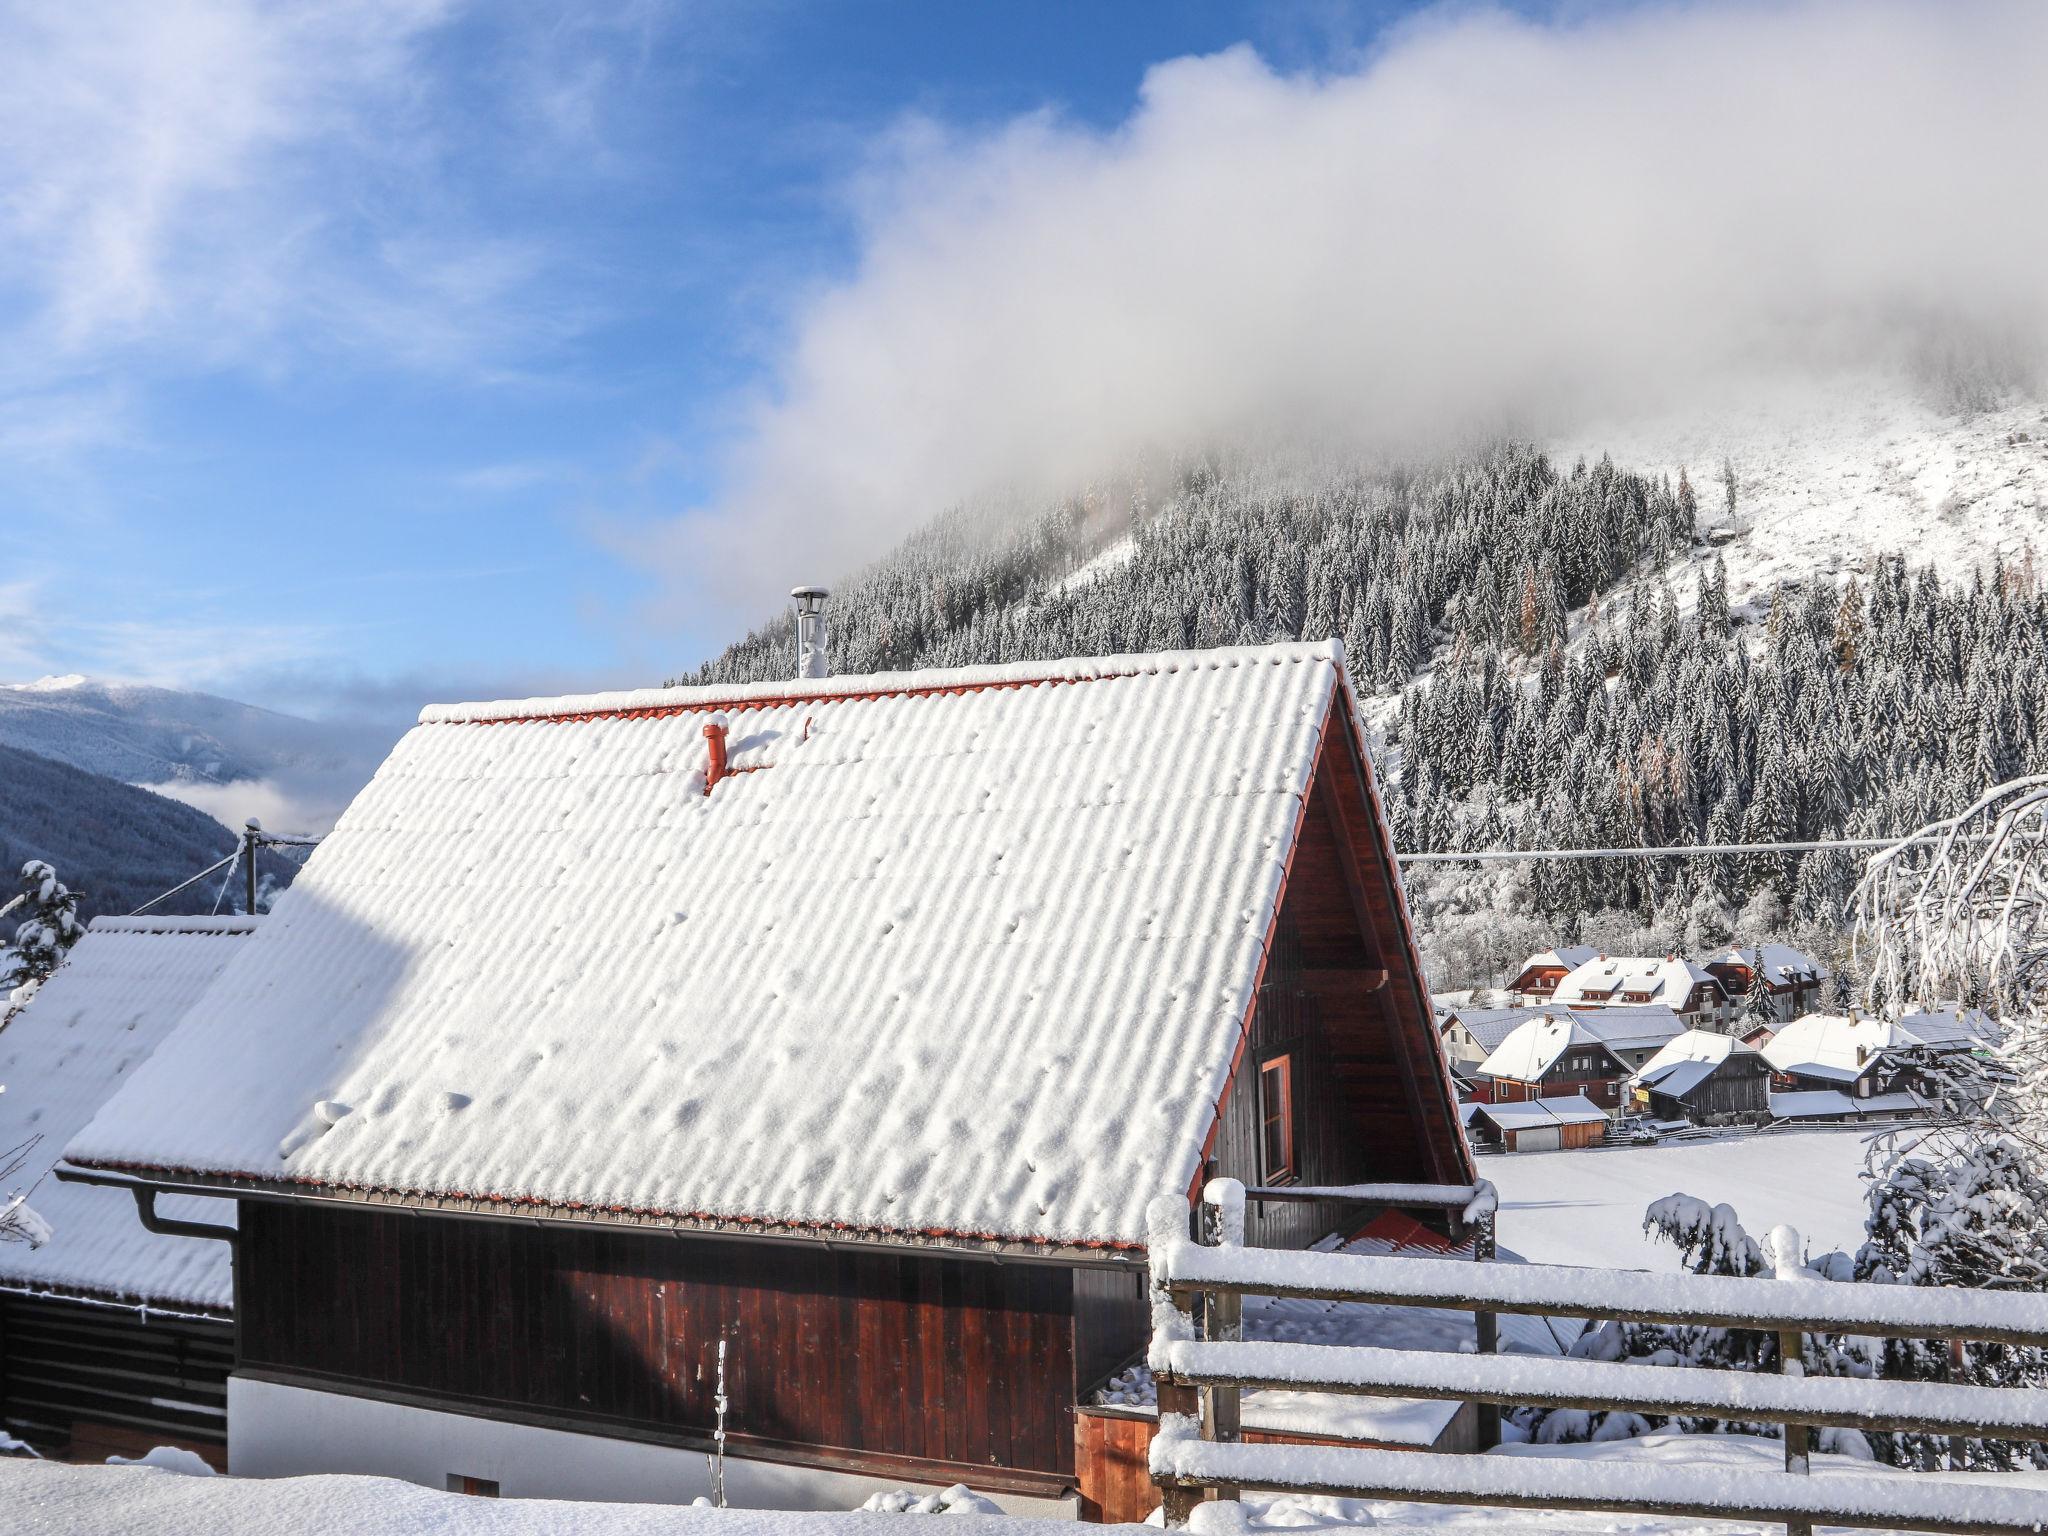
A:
1558,373,2048,608
1486,1126,1887,1271
13,1435,2047,1535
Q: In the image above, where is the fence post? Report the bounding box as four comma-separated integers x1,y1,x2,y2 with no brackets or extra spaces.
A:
1766,1223,1813,1536
1202,1180,1245,1505
1473,1208,1500,1450
1152,1195,1204,1529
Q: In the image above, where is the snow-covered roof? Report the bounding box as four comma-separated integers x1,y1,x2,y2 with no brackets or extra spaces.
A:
1636,1058,1719,1099
1447,1004,1680,1059
1476,1015,1593,1082
1710,943,1831,987
0,916,256,1311
1761,1013,1934,1081
1633,1028,1758,1081
1471,1095,1608,1131
1897,1007,2001,1050
1553,955,1719,1011
1512,944,1598,977
67,643,1428,1251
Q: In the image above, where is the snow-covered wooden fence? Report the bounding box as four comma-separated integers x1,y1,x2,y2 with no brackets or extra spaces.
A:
1148,1180,2048,1535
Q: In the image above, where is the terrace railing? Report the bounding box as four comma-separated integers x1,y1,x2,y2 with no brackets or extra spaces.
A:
1149,1179,2048,1536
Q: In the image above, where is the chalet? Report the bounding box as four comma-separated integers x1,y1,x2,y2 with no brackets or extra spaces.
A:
1464,1095,1608,1153
1502,945,1597,1006
1552,954,1732,1031
1436,1007,1537,1069
59,641,1471,1517
1762,1011,1993,1105
1472,1014,1631,1114
0,916,256,1466
1704,945,1831,1024
1627,1029,1772,1126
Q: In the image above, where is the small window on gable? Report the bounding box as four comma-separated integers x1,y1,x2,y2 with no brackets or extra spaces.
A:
1259,1056,1295,1184
448,1475,499,1498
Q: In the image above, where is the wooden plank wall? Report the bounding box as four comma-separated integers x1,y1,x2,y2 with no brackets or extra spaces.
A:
0,1293,231,1467
238,1202,1083,1479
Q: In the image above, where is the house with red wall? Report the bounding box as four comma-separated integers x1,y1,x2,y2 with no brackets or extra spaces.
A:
61,641,1470,1517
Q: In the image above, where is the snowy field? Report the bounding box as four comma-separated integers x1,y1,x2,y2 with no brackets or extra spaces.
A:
13,1438,2048,1535
1486,1126,1887,1271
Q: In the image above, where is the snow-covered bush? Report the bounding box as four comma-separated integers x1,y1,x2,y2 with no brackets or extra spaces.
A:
856,1484,1001,1515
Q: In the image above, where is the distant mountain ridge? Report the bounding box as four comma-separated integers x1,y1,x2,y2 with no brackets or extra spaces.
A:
0,743,293,922
0,675,359,790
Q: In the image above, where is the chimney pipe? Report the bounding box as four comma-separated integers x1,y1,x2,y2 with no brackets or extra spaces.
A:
703,720,728,796
791,586,829,680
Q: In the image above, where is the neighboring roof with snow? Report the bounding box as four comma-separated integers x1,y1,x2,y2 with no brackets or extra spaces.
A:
1637,1058,1719,1100
1897,1007,2001,1050
1448,1005,1680,1059
0,916,256,1311
1475,1015,1593,1082
1633,1028,1760,1082
1761,1013,1929,1081
1471,1095,1609,1131
1709,943,1831,987
1553,955,1721,1011
67,643,1450,1251
1511,945,1598,978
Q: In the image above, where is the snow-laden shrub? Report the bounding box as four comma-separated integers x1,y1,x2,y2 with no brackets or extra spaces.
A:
857,1484,1001,1515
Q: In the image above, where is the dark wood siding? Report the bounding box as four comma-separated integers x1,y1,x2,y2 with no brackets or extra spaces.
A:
237,1202,1083,1479
1070,1265,1147,1399
0,1293,231,1466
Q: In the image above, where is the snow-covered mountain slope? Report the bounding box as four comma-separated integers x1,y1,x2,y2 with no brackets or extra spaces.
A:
1559,378,2048,606
0,675,382,834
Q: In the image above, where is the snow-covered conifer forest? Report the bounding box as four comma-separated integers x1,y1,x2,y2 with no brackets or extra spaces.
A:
691,410,2048,988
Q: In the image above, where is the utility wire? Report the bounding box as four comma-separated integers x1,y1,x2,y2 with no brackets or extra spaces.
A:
1397,832,1959,865
126,851,240,917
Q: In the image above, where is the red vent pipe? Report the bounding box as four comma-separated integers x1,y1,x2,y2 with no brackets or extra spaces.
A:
703,720,728,795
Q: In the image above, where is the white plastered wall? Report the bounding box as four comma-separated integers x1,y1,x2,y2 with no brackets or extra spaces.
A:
228,1376,1078,1518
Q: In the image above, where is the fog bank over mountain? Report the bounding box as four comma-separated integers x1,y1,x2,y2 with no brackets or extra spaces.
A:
649,0,2048,631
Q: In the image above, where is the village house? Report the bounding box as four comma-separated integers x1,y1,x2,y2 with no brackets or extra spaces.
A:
1440,1005,1680,1077
1551,954,1733,1031
59,640,1472,1517
1500,945,1597,1006
0,916,256,1467
1627,1029,1773,1126
1471,1014,1632,1114
1703,944,1831,1024
1761,1010,1997,1119
1462,1095,1609,1153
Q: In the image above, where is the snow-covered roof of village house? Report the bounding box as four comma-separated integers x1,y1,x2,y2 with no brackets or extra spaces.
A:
0,916,255,1312
1446,1004,1679,1059
1475,1015,1590,1082
1552,955,1719,1011
1770,1088,1929,1121
1513,944,1598,977
1760,1013,1955,1082
1897,1006,2000,1050
1470,1095,1608,1131
1634,1028,1754,1078
66,643,1433,1251
1709,943,1830,987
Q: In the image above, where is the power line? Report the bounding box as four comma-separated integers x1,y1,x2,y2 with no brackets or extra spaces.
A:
1396,833,1952,866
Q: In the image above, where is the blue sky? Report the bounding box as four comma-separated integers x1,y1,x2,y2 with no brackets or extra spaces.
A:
0,1,1431,719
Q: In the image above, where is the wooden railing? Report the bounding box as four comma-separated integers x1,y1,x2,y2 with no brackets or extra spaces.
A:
1149,1179,2048,1536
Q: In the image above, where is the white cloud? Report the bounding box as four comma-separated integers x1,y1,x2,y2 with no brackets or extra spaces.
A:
653,0,2048,626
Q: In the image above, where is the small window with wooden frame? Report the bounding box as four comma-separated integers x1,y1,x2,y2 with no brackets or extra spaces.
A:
447,1475,499,1498
1258,1055,1296,1184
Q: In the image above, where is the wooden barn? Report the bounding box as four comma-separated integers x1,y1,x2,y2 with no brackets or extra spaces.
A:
1628,1029,1772,1125
61,642,1472,1516
1463,1095,1608,1153
0,916,256,1466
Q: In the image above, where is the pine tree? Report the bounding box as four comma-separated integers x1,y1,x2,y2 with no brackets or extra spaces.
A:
2,861,83,999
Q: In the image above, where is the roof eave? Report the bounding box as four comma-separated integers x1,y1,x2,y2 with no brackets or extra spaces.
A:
55,1160,1147,1269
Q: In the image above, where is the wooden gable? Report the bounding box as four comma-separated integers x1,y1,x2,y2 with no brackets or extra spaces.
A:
1200,692,1473,1247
